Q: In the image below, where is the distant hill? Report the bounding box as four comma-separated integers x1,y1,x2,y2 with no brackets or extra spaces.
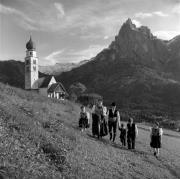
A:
39,60,90,75
0,60,47,88
57,18,180,118
0,60,25,88
0,59,87,88
165,35,180,81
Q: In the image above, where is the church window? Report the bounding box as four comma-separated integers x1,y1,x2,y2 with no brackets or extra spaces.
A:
30,52,32,56
33,60,36,64
33,66,36,71
26,60,30,65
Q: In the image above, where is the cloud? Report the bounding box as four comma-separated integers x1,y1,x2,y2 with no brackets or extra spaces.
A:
44,50,65,65
172,3,180,14
0,3,38,30
135,11,168,19
132,19,142,27
104,36,109,40
71,45,106,61
135,12,153,19
153,30,180,40
43,45,106,65
153,11,168,17
0,4,34,23
0,1,124,38
54,2,65,18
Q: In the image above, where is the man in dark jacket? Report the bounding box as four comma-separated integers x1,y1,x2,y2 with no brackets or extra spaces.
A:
107,102,120,142
127,117,138,149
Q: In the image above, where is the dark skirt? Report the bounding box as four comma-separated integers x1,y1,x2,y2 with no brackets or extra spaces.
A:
79,117,89,128
92,114,108,137
150,135,161,148
92,114,99,136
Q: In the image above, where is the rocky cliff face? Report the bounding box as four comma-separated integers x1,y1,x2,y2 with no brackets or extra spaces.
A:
109,19,170,69
57,19,180,117
165,35,180,81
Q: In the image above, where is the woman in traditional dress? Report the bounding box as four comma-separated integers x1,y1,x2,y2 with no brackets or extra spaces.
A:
91,99,108,138
150,121,163,157
79,106,90,132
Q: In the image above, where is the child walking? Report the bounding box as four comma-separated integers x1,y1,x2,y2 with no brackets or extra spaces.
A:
119,123,126,146
127,118,138,149
150,121,163,157
79,106,90,132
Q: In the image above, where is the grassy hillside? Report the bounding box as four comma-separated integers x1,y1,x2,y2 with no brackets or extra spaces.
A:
0,83,180,179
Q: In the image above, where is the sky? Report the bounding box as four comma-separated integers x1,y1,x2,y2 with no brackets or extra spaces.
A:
0,0,180,65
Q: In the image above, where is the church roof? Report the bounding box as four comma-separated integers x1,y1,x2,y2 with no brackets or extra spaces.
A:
38,76,52,88
47,82,67,94
26,36,36,50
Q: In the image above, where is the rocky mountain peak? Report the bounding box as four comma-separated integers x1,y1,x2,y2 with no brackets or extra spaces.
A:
125,18,133,25
120,18,137,32
138,26,153,39
107,18,173,68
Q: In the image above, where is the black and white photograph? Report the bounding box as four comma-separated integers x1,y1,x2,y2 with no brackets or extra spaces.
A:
0,0,180,178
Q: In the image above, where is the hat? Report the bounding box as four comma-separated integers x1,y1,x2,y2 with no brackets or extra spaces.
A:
111,102,116,106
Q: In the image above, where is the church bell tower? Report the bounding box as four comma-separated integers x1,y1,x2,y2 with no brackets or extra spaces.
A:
25,36,39,90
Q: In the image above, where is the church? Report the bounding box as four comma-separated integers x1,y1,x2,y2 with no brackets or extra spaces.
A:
24,37,67,100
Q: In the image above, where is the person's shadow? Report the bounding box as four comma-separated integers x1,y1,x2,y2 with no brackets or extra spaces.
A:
87,133,151,157
86,133,111,145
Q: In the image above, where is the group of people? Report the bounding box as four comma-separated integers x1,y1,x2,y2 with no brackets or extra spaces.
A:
78,99,163,157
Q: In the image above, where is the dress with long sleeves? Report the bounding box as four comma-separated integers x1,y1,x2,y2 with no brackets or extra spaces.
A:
79,111,90,129
150,127,163,148
92,105,108,137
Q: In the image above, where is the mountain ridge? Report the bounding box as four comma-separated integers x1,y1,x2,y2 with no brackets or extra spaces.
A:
57,18,180,118
39,59,90,75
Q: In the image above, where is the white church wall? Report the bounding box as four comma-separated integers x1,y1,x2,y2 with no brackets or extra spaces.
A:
25,50,39,90
48,77,57,88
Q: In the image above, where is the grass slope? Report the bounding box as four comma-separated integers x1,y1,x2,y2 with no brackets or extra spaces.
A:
0,83,180,179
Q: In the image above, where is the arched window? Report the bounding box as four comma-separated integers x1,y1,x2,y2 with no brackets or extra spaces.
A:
26,59,30,65
33,66,36,71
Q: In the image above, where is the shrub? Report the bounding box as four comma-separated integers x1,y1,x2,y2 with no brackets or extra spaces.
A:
77,93,103,106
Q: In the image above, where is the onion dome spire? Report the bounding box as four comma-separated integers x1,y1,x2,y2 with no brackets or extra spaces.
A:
26,36,36,50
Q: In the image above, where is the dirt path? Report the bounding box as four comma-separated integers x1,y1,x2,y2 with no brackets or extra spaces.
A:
67,124,180,179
